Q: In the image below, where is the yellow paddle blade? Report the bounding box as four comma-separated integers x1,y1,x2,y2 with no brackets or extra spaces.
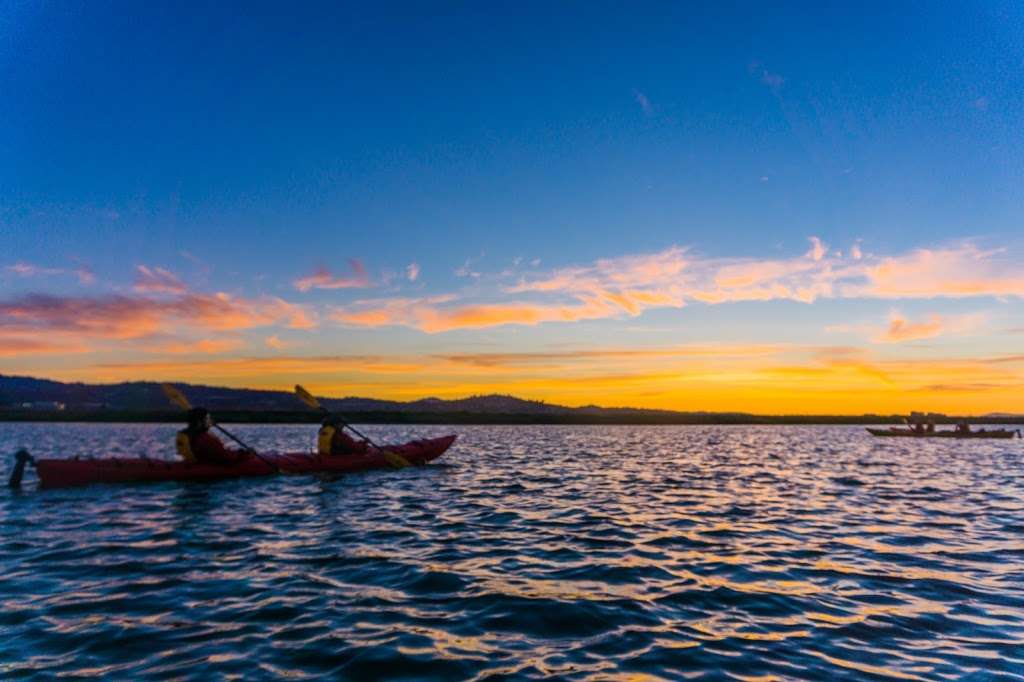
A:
383,451,411,469
294,384,322,410
161,383,192,410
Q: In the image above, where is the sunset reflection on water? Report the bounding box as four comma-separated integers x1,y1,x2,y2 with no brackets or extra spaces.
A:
2,422,1023,680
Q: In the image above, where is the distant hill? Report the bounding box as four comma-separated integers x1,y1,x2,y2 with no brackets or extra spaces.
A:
1,374,1020,425
0,374,574,414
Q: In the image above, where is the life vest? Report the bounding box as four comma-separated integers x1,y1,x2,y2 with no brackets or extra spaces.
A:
176,429,197,463
317,425,336,456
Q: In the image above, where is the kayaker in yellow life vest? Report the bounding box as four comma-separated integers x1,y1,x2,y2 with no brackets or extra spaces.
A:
176,407,244,465
317,415,369,456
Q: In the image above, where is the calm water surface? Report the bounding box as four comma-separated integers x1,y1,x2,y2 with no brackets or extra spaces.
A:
2,423,1023,680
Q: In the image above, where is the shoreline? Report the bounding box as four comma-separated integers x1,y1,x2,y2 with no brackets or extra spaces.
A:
2,411,1022,426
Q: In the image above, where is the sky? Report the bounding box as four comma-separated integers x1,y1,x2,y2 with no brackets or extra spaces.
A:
2,1,1023,414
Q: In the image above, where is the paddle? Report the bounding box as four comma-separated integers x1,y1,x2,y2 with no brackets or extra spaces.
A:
160,383,282,473
293,384,410,468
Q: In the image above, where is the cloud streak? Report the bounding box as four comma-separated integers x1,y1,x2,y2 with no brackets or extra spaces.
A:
878,312,945,343
330,240,1024,333
134,265,188,295
0,290,314,356
5,261,95,285
294,260,371,292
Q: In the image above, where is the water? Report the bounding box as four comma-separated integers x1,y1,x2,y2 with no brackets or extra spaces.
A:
2,423,1023,680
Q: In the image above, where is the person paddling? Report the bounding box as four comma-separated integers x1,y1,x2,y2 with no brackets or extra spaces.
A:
317,415,369,456
176,407,244,465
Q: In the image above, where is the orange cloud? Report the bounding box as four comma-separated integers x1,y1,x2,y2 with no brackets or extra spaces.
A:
265,335,287,350
331,240,1023,333
294,260,370,292
828,310,988,344
0,292,314,347
0,336,90,357
434,345,785,368
876,313,949,343
854,244,1024,299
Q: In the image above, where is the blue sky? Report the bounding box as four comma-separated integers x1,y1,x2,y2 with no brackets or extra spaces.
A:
2,2,1023,413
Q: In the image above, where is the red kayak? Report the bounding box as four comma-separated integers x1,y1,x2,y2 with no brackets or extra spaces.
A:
24,435,456,489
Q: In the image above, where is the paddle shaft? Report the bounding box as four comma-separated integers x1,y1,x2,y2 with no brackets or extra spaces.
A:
209,423,281,472
161,383,281,472
332,418,381,450
293,385,406,465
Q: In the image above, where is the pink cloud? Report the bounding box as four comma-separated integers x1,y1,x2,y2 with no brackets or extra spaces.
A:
877,313,945,343
148,338,245,354
0,336,90,357
134,265,188,295
853,244,1024,299
294,260,370,292
807,237,827,262
327,239,1024,333
0,292,315,343
5,261,95,285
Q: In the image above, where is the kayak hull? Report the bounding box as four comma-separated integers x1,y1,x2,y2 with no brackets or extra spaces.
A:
33,435,456,489
866,428,1019,439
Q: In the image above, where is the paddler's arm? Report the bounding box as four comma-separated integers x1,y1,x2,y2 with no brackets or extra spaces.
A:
193,431,245,465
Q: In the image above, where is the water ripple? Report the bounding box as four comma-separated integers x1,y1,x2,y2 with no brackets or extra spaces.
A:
2,423,1023,679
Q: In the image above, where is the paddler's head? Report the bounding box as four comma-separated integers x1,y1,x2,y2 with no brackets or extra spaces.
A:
321,414,342,427
187,407,212,432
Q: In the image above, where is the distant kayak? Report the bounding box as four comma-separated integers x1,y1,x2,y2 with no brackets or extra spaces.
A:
866,428,1020,439
29,435,456,489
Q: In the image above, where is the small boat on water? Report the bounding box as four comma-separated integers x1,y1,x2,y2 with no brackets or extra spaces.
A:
10,435,456,489
866,427,1020,439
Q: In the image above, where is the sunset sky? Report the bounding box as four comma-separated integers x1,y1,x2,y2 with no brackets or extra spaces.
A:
2,2,1023,414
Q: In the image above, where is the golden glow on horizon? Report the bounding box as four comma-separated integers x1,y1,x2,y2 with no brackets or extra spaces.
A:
25,345,1024,416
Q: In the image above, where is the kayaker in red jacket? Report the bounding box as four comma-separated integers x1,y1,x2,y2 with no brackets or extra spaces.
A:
317,415,369,456
176,407,244,465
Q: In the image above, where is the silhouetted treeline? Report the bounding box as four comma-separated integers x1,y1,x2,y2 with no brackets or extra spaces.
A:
1,409,1021,426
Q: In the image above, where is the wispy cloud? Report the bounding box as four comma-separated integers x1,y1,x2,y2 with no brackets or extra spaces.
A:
329,239,1024,333
265,334,290,350
147,338,244,355
761,71,784,89
749,61,784,92
455,257,481,279
5,261,95,285
134,265,188,295
633,89,653,115
807,237,827,261
828,310,989,344
293,260,370,292
877,312,945,343
406,262,420,282
852,244,1024,299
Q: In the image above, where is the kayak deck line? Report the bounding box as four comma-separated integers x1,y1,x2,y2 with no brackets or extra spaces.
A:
16,434,456,489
